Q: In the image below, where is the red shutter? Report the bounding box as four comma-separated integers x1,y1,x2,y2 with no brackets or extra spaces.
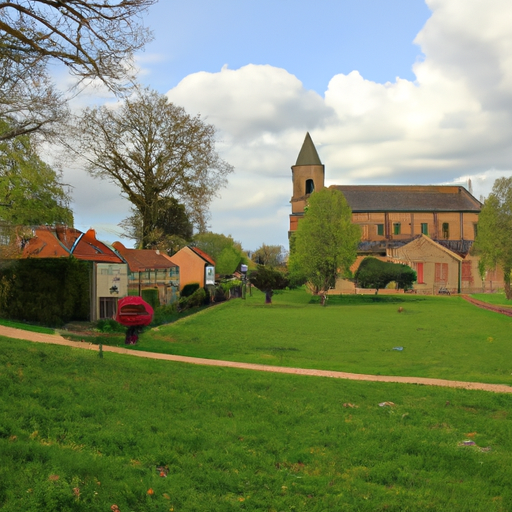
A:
417,262,424,284
435,263,448,283
462,261,473,283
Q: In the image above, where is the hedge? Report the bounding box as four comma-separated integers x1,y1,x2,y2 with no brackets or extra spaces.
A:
0,257,90,326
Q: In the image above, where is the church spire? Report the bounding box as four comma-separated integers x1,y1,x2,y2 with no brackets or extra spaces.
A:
295,132,322,166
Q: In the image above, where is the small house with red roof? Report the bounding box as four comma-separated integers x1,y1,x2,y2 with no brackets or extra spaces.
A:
112,242,180,304
171,246,216,291
21,226,128,320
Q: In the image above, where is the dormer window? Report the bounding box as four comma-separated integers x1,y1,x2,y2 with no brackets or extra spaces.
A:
305,179,314,194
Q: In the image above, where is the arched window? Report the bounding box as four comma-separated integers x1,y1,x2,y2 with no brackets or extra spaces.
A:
305,179,314,194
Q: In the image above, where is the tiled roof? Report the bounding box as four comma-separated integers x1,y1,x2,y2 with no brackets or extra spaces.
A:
22,227,124,264
190,246,215,266
72,229,124,263
22,228,71,258
112,241,178,272
330,185,482,212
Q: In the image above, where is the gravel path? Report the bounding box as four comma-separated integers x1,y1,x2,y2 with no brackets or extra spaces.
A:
1,324,511,394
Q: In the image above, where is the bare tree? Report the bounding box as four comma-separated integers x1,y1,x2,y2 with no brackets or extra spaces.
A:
0,0,155,140
0,49,68,141
76,88,234,248
0,1,155,92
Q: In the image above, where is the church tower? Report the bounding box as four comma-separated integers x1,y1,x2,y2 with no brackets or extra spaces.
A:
289,132,325,234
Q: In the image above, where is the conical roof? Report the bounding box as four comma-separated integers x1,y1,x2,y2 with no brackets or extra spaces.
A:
295,132,322,166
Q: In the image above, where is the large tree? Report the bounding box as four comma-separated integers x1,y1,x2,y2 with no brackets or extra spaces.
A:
473,177,512,299
120,197,194,251
0,49,68,141
0,0,155,140
251,243,287,268
0,127,73,226
76,88,234,248
288,188,360,303
193,232,248,275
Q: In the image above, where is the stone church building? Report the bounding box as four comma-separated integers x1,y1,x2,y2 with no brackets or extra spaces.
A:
289,133,504,294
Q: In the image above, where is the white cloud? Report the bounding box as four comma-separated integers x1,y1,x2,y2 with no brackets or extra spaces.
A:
166,64,333,141
59,0,512,250
158,0,512,249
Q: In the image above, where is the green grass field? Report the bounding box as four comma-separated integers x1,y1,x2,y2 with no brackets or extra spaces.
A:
470,293,512,307
3,289,512,510
2,336,512,511
110,289,512,386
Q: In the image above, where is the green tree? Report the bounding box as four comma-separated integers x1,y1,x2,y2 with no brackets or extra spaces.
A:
0,128,73,227
473,177,512,299
0,1,155,140
288,188,361,304
193,232,248,274
120,197,193,250
251,244,287,268
355,257,416,294
249,265,289,304
76,88,233,248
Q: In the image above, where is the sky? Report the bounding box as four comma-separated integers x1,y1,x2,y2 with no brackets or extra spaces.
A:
62,0,512,251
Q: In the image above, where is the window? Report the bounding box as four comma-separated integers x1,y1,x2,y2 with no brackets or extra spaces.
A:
442,222,449,239
462,261,473,283
434,263,448,283
473,223,478,238
393,223,401,235
305,179,314,194
421,223,428,235
99,297,117,319
377,224,384,236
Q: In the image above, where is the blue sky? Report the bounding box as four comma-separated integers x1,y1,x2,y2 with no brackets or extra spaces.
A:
141,0,430,93
65,0,512,251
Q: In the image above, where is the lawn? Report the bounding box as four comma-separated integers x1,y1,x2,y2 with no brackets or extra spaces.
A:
471,293,512,307
113,289,512,386
1,336,512,511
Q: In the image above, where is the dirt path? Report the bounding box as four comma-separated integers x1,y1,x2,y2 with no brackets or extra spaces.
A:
461,294,512,316
1,324,512,394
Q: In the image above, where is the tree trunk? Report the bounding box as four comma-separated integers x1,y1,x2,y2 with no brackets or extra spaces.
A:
504,267,512,299
265,289,273,304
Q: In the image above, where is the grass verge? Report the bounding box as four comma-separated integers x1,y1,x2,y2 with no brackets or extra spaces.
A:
123,289,512,385
1,337,512,511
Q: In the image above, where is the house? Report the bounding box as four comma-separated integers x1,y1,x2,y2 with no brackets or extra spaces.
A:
289,132,504,294
170,246,215,291
21,226,128,320
112,242,180,304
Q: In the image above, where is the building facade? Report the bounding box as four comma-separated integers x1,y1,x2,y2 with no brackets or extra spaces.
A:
21,226,129,320
289,133,503,294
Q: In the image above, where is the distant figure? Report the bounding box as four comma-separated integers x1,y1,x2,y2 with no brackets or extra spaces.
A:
125,326,138,345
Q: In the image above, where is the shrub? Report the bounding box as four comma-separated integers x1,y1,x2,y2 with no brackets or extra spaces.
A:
355,257,416,293
181,283,200,297
214,286,227,302
152,303,179,326
96,318,125,333
188,287,207,308
179,287,208,310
